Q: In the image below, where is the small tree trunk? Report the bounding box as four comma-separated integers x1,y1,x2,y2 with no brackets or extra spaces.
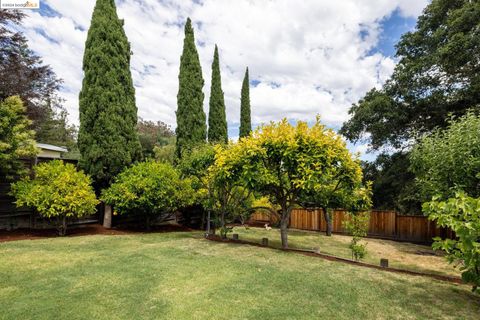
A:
280,208,291,249
103,204,112,229
145,215,151,231
58,215,67,236
323,207,332,236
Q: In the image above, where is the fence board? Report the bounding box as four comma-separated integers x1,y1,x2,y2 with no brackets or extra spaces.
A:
249,208,454,243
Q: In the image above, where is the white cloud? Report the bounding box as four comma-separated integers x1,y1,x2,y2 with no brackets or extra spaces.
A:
20,0,428,132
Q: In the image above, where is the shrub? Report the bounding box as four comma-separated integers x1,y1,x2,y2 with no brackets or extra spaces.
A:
0,96,38,179
423,192,480,293
102,161,195,229
343,211,370,261
10,160,98,235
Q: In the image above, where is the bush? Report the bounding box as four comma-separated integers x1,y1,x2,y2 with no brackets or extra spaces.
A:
102,161,195,229
343,211,370,261
423,192,480,293
10,160,98,235
0,96,38,179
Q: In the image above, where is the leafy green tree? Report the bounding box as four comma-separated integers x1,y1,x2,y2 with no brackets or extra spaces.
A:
175,18,206,160
341,0,480,150
36,100,77,149
0,96,38,179
239,67,251,138
78,0,142,189
361,153,421,214
410,112,480,201
137,118,174,158
207,45,228,144
0,10,63,134
423,192,480,293
10,160,98,236
179,144,254,236
102,161,195,230
340,0,480,212
215,118,368,248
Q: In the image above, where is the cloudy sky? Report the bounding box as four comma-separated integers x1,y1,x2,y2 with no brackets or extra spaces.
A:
19,0,429,158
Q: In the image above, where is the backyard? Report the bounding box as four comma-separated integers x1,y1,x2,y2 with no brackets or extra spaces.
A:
1,231,479,320
232,226,460,277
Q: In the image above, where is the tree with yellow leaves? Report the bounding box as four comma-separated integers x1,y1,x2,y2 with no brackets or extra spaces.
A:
214,118,370,248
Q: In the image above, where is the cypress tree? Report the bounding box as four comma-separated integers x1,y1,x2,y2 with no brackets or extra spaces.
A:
207,45,228,144
78,0,142,189
175,18,206,160
239,67,251,138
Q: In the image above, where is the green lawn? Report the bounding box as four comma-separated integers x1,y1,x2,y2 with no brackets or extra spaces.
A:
0,232,478,319
233,226,460,277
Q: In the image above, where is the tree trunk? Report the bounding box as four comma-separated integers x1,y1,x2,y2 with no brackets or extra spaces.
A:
280,208,291,248
103,204,112,229
145,215,151,231
58,215,67,236
323,207,332,236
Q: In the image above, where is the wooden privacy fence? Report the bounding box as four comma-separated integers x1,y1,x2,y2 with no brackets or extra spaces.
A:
249,209,454,243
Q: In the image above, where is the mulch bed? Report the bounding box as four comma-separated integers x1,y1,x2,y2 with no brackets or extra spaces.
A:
206,234,464,285
0,224,192,243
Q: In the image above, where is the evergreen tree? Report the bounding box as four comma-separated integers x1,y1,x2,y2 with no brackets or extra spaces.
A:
239,67,251,138
207,45,228,144
175,18,206,160
78,0,142,189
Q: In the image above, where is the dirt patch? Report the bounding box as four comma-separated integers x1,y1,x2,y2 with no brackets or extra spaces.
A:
0,224,193,243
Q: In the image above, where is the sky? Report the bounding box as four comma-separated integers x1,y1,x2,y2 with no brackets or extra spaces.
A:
18,0,428,160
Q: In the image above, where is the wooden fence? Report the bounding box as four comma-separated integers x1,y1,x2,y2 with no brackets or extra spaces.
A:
249,208,454,243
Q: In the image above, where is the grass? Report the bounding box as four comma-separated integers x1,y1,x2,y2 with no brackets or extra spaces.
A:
0,232,479,320
232,226,460,277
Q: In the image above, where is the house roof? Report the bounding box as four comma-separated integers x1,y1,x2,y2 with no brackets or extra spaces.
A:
36,143,68,153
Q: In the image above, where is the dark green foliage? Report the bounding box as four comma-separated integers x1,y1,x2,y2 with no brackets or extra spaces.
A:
175,18,206,160
207,45,228,144
361,153,421,214
78,0,142,189
340,0,479,211
239,67,251,138
0,10,70,140
341,0,480,149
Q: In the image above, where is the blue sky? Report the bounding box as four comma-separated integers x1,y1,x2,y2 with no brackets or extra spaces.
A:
19,0,428,161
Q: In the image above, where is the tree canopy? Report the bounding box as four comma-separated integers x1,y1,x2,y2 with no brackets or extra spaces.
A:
207,45,228,144
102,161,195,229
175,18,206,160
78,0,142,189
239,67,251,138
0,96,37,179
411,112,480,201
341,0,480,150
214,118,369,248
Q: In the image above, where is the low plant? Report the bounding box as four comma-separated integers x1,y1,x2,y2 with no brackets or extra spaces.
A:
423,192,480,293
343,211,370,261
10,160,98,235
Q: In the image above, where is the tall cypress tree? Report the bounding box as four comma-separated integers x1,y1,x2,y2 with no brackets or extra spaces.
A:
78,0,142,189
239,67,251,138
175,18,206,159
207,45,228,144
